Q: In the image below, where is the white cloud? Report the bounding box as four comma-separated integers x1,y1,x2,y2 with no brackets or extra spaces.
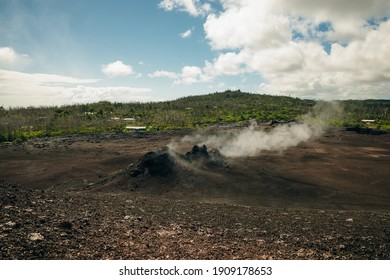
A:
158,0,390,98
148,52,246,85
101,60,134,78
68,86,153,104
154,0,390,99
0,47,30,69
0,69,152,107
198,0,390,99
149,52,247,85
149,65,213,85
204,2,291,50
180,28,193,39
255,20,390,99
277,0,390,22
277,0,390,43
159,0,212,17
149,70,179,79
175,66,210,85
207,52,246,76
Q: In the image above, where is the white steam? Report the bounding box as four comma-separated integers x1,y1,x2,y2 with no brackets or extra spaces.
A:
220,122,316,157
170,101,343,158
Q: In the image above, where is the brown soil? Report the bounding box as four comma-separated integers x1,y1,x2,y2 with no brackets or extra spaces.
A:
1,128,389,259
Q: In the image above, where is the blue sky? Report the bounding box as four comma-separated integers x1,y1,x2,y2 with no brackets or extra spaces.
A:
1,0,390,107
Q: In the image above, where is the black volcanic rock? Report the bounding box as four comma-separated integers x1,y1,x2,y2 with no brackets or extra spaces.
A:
130,147,175,178
128,145,227,180
184,145,228,168
185,145,210,162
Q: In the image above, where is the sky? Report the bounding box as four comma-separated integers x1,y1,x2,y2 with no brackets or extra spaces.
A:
1,0,390,108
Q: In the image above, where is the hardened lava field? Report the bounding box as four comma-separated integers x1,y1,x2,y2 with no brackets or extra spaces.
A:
1,127,389,259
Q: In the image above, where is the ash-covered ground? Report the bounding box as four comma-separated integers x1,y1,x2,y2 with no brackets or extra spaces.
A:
1,127,389,259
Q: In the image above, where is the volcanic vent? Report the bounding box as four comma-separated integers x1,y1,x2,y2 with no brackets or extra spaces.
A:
89,144,228,193
129,147,175,178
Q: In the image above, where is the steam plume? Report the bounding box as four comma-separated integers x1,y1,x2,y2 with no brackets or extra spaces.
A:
169,101,343,158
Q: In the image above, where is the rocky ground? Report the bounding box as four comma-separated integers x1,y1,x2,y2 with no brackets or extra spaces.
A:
1,180,389,260
1,128,389,259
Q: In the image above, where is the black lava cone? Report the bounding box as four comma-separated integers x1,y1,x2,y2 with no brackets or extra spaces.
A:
184,145,227,168
185,145,210,162
130,147,175,178
128,145,227,180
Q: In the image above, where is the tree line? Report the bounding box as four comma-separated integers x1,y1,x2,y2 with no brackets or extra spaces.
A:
1,90,389,143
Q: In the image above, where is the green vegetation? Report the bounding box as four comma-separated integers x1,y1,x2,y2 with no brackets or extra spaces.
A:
336,99,390,129
1,90,389,143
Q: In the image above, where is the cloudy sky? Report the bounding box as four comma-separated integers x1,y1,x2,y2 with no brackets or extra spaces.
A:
1,0,390,107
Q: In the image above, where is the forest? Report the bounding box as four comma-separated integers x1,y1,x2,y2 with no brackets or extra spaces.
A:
1,90,389,143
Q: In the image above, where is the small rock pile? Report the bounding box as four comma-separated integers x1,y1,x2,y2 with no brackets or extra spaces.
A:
130,147,175,178
184,145,210,162
129,145,227,178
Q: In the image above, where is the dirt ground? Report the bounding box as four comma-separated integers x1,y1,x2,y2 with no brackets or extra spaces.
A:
1,128,389,259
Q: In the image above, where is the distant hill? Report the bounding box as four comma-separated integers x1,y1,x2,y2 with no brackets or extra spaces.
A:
1,90,389,142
